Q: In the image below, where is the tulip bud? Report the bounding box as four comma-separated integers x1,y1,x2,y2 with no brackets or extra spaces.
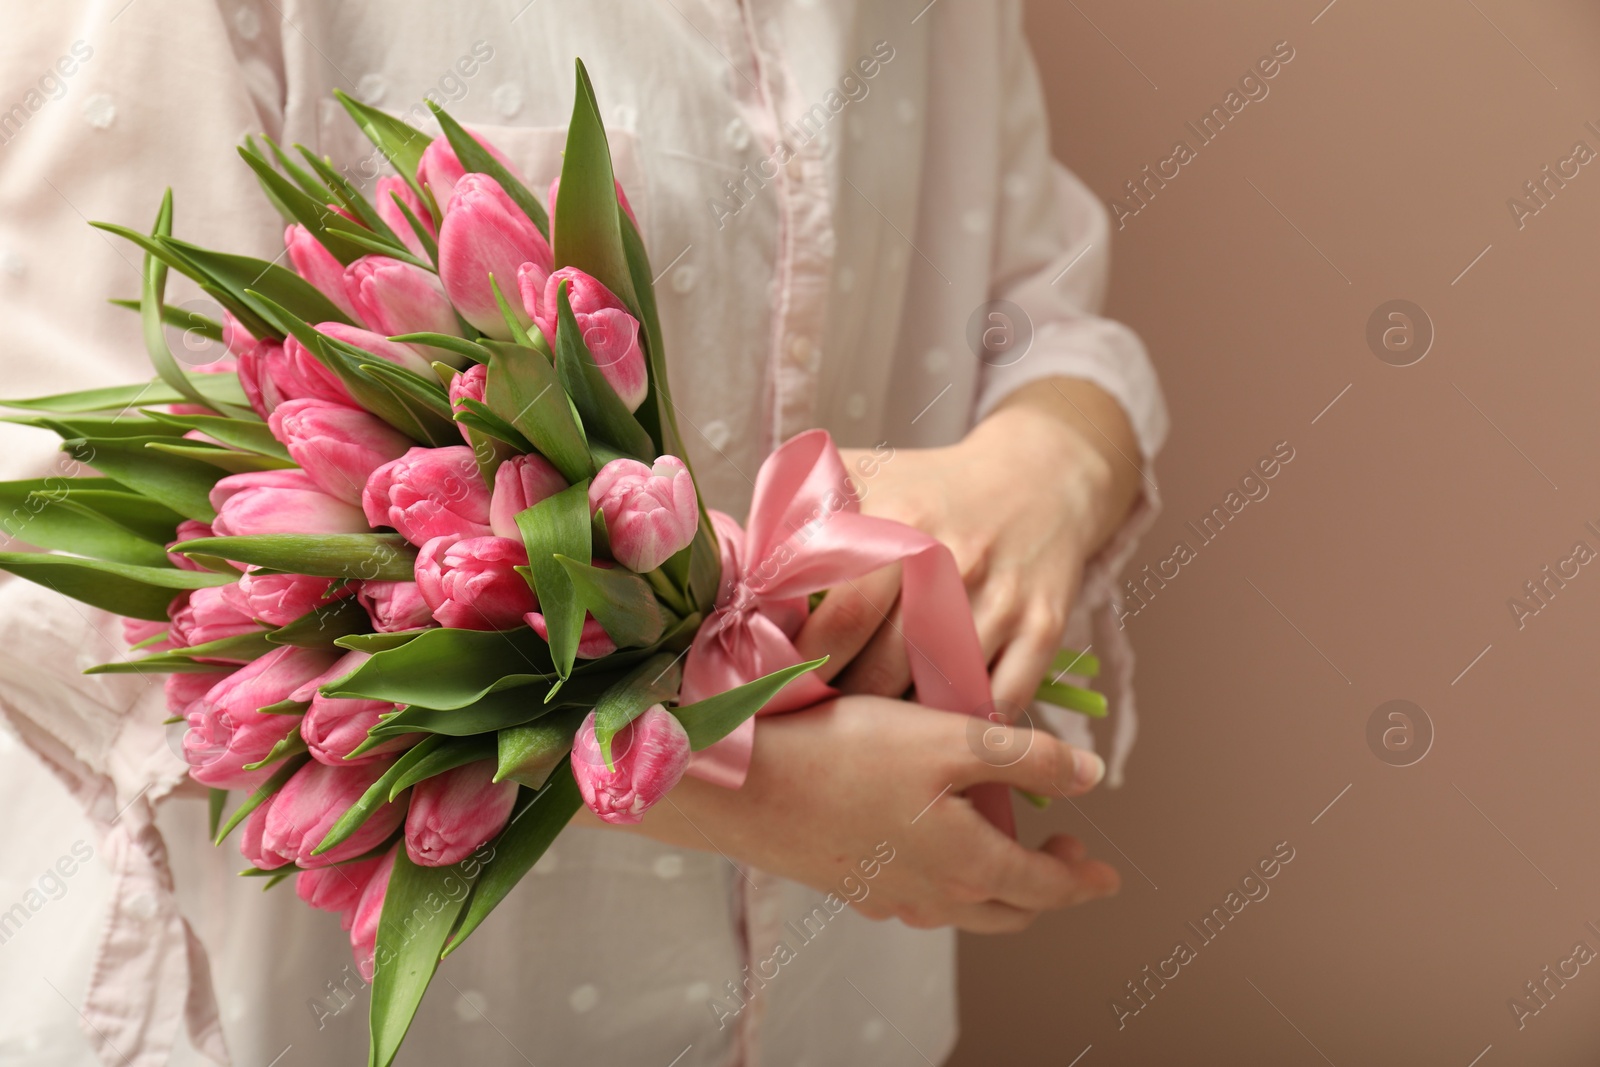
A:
211,469,370,537
356,580,436,632
437,172,552,339
317,321,436,378
416,133,527,216
525,610,616,660
447,364,487,445
343,255,462,342
414,535,535,630
375,176,435,259
403,760,518,867
570,705,690,825
166,519,215,572
285,224,362,322
169,586,260,651
527,267,648,411
348,846,397,980
166,669,232,718
303,691,413,766
122,616,173,652
489,453,567,539
588,456,699,572
240,335,356,418
221,569,349,628
269,398,414,505
253,758,406,868
363,445,492,546
291,651,413,766
184,646,339,790
296,854,385,929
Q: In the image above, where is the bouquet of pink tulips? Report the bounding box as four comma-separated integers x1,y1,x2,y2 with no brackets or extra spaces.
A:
0,62,833,1065
0,59,1107,1066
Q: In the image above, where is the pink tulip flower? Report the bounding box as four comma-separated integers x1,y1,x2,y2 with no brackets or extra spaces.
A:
220,569,348,628
285,224,362,322
302,691,412,766
251,758,406,868
588,456,699,572
166,519,216,572
437,172,552,339
343,255,462,341
374,176,435,258
447,363,488,445
404,761,518,867
169,586,260,651
415,133,527,215
269,398,414,505
317,321,435,378
525,610,616,660
570,705,690,825
523,267,648,411
414,535,535,630
488,453,567,539
238,330,357,419
356,580,436,632
165,669,233,718
122,616,173,652
211,469,370,537
348,846,397,980
292,651,410,765
363,445,492,546
296,854,385,929
184,646,339,790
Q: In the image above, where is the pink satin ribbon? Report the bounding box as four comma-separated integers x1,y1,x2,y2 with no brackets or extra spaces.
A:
680,429,1014,836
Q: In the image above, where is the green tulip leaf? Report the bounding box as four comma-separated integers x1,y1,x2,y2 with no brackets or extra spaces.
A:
442,767,580,957
514,482,592,681
674,657,829,751
171,534,417,582
0,551,233,621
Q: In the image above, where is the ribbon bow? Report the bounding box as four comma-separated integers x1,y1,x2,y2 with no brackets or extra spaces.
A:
680,429,1014,834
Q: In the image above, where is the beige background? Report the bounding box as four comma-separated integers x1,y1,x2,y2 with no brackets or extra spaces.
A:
953,2,1600,1064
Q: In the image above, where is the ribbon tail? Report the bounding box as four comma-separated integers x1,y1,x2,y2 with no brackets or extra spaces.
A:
900,541,1017,837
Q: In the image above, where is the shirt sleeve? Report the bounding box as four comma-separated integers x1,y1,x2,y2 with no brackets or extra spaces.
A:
977,1,1169,787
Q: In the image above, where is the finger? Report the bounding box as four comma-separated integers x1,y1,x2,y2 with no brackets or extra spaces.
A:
988,600,1070,712
949,725,1105,797
969,572,1023,665
870,895,1040,934
835,600,913,698
945,900,1040,934
793,564,902,683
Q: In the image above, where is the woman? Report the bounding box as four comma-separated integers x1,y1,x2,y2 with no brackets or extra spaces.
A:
0,1,1166,1063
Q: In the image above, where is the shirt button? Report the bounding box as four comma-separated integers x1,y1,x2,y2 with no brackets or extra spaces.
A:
82,93,116,130
786,336,815,368
724,117,752,151
494,82,525,118
357,73,388,105
702,419,732,451
670,264,698,294
233,4,261,39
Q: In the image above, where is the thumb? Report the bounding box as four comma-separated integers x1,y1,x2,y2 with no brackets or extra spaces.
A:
951,723,1106,798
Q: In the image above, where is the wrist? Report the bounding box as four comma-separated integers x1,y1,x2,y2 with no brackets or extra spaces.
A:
968,378,1135,555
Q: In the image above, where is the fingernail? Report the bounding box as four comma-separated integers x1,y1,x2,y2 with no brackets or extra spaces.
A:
1070,750,1106,792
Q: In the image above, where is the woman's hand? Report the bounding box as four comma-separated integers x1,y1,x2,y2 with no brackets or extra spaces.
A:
595,694,1119,932
795,377,1144,712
